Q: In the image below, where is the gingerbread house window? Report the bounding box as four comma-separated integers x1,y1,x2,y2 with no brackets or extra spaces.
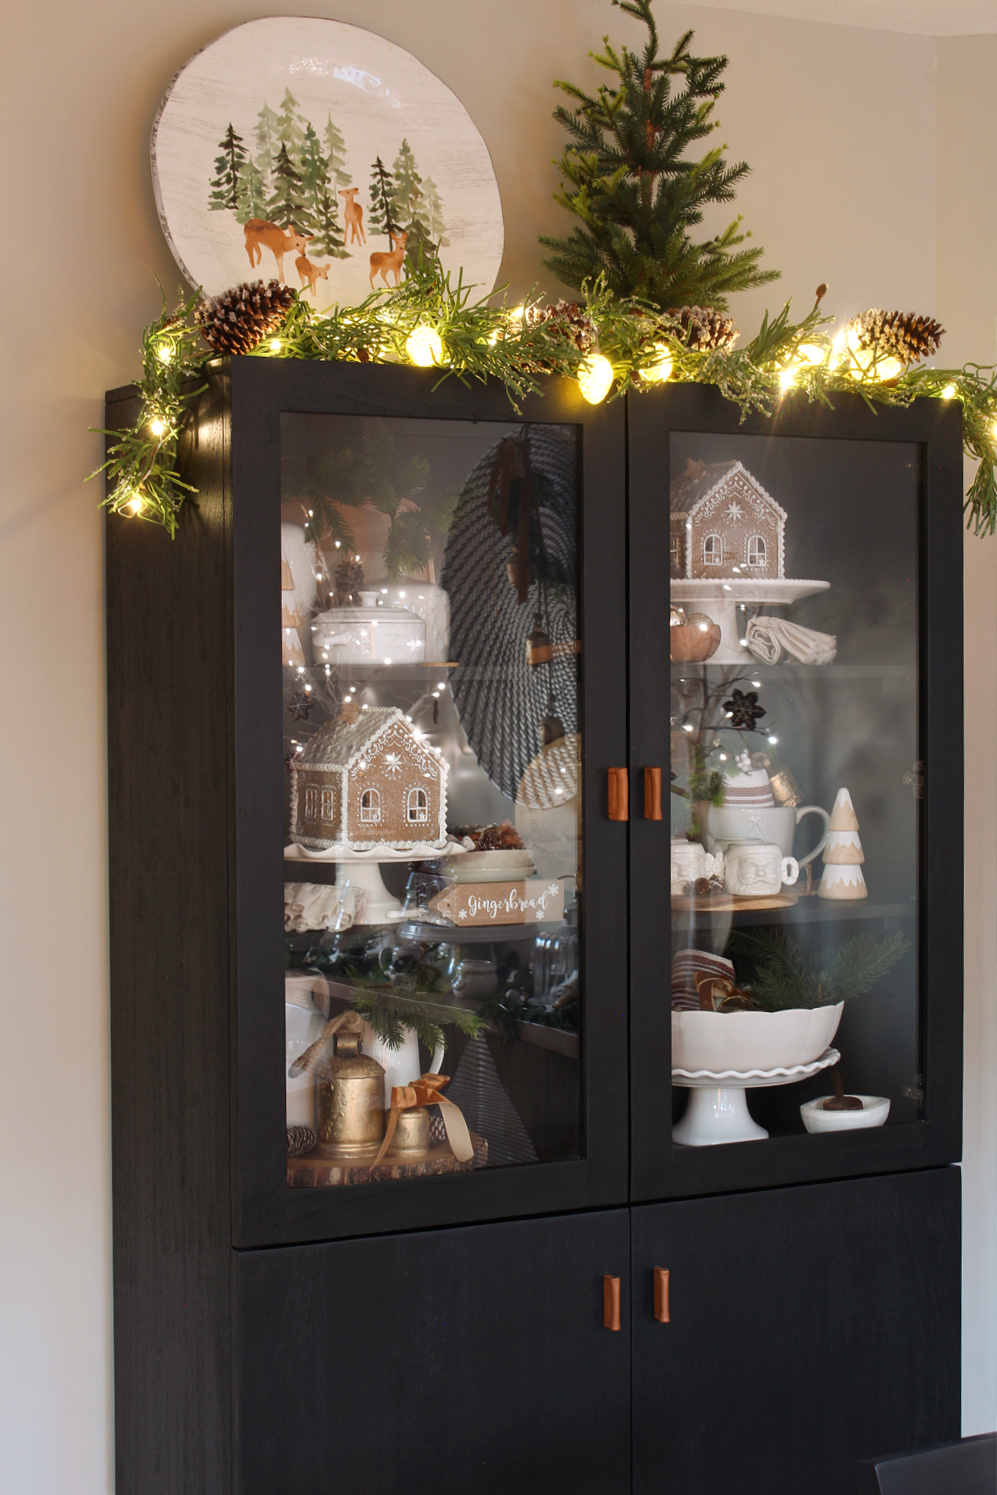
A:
406,786,429,823
670,535,681,570
703,534,723,566
304,786,318,819
747,534,767,568
360,788,381,823
320,787,334,820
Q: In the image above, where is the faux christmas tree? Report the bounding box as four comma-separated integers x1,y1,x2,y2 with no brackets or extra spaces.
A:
818,788,868,900
540,0,779,311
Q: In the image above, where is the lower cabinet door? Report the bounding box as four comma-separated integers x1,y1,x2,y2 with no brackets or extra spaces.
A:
236,1208,631,1495
631,1167,961,1495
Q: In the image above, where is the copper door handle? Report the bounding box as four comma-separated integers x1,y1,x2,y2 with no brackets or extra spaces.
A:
603,1274,621,1331
644,766,662,820
608,768,629,822
654,1267,670,1323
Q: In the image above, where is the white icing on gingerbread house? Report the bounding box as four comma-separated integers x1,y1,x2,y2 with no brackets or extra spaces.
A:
670,459,786,580
290,706,448,852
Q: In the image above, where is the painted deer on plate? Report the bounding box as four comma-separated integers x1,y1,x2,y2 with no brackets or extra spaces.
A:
295,253,331,298
244,220,312,281
369,231,408,288
338,188,365,246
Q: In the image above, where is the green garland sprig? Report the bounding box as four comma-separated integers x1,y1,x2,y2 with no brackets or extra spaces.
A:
94,271,997,537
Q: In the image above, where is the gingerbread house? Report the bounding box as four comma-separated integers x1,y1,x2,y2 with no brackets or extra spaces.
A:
290,706,448,851
670,459,785,580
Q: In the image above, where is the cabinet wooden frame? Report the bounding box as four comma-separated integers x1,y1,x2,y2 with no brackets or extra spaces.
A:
627,384,964,1202
106,358,630,1253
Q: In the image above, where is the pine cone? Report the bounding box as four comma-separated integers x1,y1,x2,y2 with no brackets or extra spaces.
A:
524,300,597,354
196,280,296,356
848,309,944,366
334,558,364,605
668,306,738,353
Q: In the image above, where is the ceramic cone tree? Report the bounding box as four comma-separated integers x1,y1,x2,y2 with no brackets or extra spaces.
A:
818,788,867,900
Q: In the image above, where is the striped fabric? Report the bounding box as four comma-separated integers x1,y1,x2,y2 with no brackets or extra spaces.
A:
671,948,735,1011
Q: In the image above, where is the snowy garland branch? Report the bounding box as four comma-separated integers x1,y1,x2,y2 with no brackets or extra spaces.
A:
93,272,997,538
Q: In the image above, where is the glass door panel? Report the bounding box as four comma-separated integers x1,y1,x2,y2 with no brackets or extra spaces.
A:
667,430,921,1148
279,413,583,1188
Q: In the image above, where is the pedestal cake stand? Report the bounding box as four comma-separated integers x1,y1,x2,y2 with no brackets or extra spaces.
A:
672,1046,840,1146
671,578,830,666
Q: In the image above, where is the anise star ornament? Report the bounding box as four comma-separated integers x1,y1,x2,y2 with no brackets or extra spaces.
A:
287,688,313,721
722,688,766,731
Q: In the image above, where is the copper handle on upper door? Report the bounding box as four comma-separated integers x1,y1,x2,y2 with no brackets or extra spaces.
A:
644,767,662,820
603,1274,621,1331
608,768,629,822
654,1267,670,1323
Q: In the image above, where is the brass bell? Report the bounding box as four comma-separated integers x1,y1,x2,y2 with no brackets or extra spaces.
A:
316,1028,386,1158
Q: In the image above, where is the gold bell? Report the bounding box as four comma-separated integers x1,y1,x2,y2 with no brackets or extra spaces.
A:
316,1028,386,1158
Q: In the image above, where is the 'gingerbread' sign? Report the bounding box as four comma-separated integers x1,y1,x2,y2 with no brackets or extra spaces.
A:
429,879,564,927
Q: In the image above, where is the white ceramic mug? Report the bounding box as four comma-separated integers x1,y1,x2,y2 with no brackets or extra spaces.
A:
670,838,725,892
705,803,829,868
723,840,799,897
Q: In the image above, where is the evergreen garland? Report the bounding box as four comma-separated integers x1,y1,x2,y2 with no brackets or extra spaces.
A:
93,272,997,539
728,929,911,1012
540,5,780,310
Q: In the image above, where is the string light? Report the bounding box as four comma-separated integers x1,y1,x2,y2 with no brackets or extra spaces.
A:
779,367,796,393
941,383,957,399
577,353,614,404
269,339,282,353
797,343,825,365
128,493,144,515
406,325,445,367
156,343,173,364
642,345,674,384
149,418,166,437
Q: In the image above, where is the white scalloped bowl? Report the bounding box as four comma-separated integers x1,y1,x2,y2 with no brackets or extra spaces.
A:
672,1003,844,1075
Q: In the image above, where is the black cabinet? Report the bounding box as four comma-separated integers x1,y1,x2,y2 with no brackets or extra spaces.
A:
106,362,964,1494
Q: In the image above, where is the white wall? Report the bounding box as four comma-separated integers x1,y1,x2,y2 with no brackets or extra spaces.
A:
0,3,989,1490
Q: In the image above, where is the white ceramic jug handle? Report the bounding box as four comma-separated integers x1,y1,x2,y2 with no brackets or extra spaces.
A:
782,856,800,887
429,1039,446,1075
794,805,830,868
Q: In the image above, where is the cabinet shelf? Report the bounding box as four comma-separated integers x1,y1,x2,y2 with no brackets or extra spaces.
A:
673,898,916,926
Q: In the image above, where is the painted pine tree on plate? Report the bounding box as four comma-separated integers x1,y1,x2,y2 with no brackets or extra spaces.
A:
420,175,450,249
300,122,348,258
276,87,308,159
267,142,309,232
323,114,351,189
208,124,247,213
253,100,281,192
368,156,399,241
540,0,779,311
235,156,268,225
390,138,441,272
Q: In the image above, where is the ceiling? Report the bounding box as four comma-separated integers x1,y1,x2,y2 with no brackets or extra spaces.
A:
677,0,997,34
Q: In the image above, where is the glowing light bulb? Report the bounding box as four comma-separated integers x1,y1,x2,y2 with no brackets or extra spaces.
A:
128,493,144,515
798,343,825,365
779,367,797,393
507,304,525,324
270,338,282,353
942,383,957,399
642,346,674,384
577,353,614,404
830,330,847,367
149,418,166,436
406,325,445,367
156,343,173,364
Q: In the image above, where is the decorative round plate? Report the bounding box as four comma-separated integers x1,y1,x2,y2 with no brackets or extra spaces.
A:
151,17,504,301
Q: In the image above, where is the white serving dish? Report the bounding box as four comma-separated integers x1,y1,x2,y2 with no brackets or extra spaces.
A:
800,1094,890,1133
376,582,450,661
445,849,536,883
671,1003,844,1075
312,591,426,666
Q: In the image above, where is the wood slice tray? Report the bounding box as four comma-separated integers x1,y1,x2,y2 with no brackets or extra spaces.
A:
671,890,799,913
287,1131,488,1188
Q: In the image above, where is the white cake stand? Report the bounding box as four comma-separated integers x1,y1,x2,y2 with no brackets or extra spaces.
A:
672,1046,840,1146
671,578,830,665
284,840,469,925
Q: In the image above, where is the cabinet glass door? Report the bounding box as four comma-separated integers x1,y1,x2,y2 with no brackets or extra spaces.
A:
629,387,962,1198
278,408,590,1196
